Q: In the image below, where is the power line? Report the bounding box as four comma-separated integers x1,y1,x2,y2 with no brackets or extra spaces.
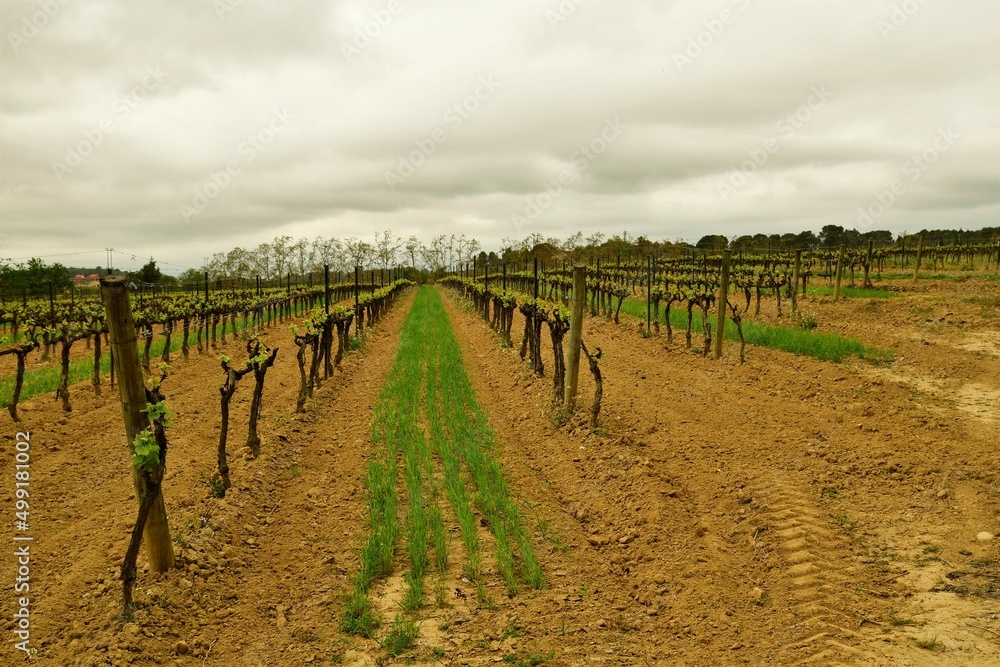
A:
110,249,200,271
1,250,105,262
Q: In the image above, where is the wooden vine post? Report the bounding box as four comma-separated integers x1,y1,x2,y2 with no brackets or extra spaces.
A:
833,245,845,302
100,276,175,585
912,234,925,284
323,265,332,380
646,256,651,333
564,264,587,410
864,239,874,288
354,266,360,337
712,250,731,360
791,249,801,314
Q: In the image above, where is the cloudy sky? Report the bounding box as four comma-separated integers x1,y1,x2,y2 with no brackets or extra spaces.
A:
1,0,998,273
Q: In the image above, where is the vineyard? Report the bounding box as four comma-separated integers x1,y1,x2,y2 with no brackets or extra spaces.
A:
0,234,998,666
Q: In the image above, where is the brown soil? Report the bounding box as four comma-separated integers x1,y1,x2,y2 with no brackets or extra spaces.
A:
1,277,997,667
0,291,416,666
430,280,998,666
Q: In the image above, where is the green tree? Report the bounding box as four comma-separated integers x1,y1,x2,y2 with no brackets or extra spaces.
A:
794,230,819,248
819,225,845,248
695,235,728,250
134,258,163,284
0,258,71,292
177,268,202,283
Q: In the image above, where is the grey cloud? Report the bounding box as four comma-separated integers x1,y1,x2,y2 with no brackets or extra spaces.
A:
1,0,997,271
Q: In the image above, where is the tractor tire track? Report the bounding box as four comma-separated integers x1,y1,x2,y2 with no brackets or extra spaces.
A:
753,477,888,666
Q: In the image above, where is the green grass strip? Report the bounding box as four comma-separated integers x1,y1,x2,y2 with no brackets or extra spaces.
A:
620,298,892,364
877,271,999,281
424,307,483,582
422,287,544,593
807,286,899,299
345,292,436,634
343,287,544,644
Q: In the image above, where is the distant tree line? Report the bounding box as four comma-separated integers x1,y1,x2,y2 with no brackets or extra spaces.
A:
4,224,996,293
0,257,170,294
0,258,71,293
697,225,999,253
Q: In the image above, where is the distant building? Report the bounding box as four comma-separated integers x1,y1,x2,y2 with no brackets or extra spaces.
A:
71,273,101,287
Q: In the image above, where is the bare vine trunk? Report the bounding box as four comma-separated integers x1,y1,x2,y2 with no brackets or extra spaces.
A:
92,332,102,396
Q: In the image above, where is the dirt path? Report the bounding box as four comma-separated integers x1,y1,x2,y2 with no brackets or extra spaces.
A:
753,278,1000,432
0,289,415,666
439,286,999,666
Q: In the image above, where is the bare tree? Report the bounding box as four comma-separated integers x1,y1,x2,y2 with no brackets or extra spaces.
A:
405,235,420,270
523,233,544,255
455,234,467,267
454,234,482,268
311,236,331,271
564,231,583,252
327,238,348,274
207,252,226,279
375,229,402,274
344,238,374,269
466,237,481,263
585,232,606,257
225,247,252,284
252,242,273,280
418,244,434,271
422,234,448,271
292,238,314,280
271,235,293,280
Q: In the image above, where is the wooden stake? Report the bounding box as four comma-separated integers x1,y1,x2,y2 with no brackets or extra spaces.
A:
864,239,874,288
791,249,801,314
354,265,360,336
646,256,651,333
564,264,587,410
99,276,174,573
713,250,731,360
912,234,924,283
324,265,330,314
833,245,845,302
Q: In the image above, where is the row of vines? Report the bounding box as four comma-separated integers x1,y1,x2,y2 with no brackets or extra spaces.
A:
1,274,413,618
440,240,992,406
0,280,390,420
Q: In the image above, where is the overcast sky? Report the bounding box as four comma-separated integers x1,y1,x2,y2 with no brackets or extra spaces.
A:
1,0,998,273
